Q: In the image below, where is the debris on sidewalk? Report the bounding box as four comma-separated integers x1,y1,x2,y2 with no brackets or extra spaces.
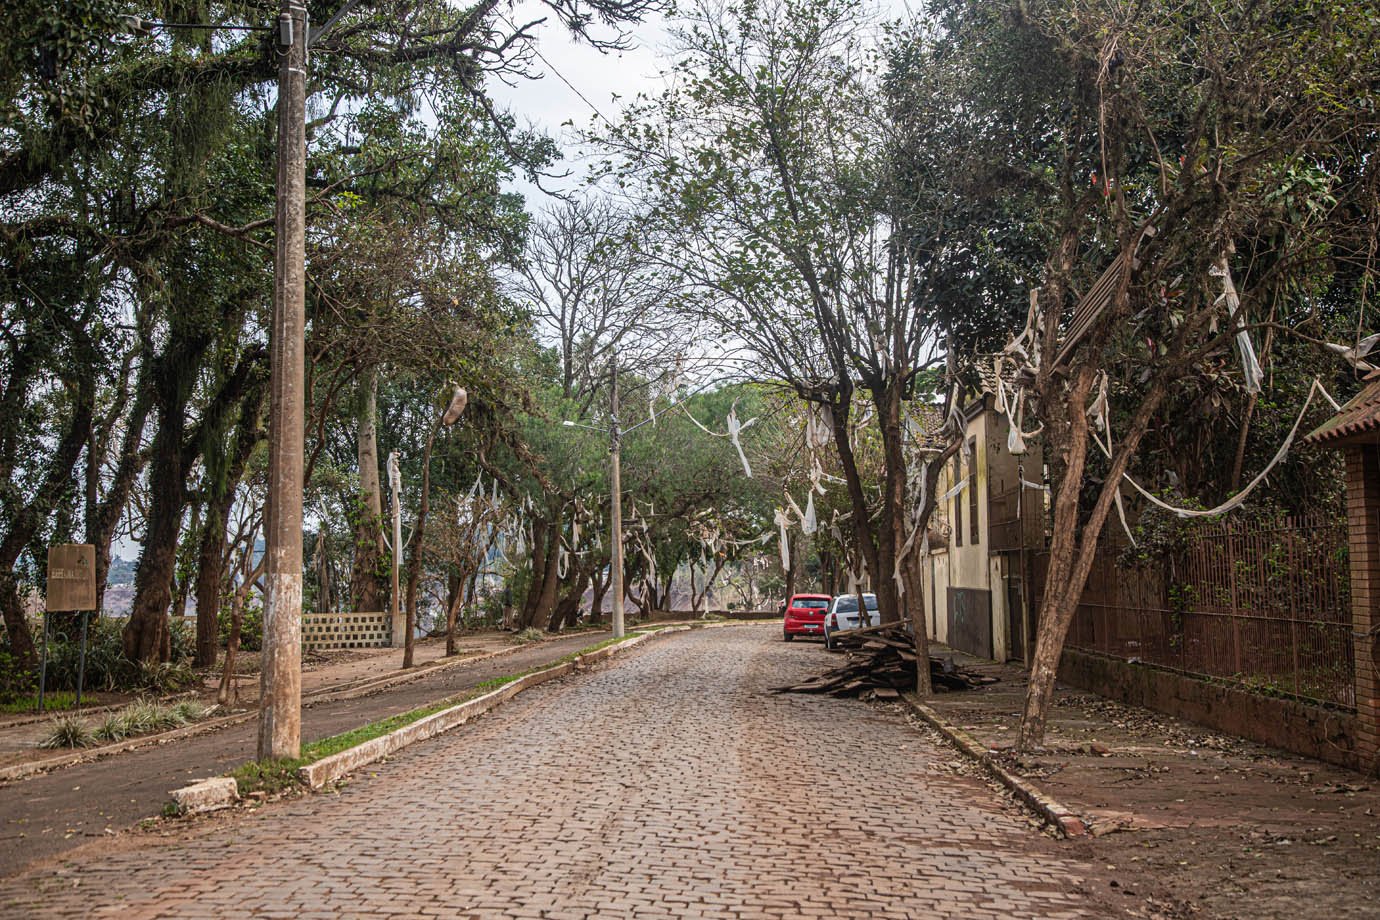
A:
771,624,997,697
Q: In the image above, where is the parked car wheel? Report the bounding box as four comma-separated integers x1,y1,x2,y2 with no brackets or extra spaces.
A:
823,629,834,650
783,631,794,642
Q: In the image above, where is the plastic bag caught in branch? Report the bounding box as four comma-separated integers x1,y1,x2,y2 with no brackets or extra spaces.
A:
726,399,758,478
805,403,833,451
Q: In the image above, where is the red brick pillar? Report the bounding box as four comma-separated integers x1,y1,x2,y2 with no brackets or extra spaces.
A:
1348,444,1380,773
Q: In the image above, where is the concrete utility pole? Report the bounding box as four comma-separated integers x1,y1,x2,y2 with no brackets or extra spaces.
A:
389,451,403,647
609,362,625,639
258,0,308,762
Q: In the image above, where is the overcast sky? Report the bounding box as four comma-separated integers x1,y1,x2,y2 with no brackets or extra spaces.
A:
487,0,917,209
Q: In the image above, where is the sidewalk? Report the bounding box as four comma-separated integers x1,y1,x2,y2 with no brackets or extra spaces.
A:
915,648,1380,919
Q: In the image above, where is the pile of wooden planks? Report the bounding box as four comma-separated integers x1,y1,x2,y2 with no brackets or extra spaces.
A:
772,623,997,698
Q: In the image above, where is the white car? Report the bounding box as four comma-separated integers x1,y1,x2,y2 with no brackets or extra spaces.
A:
822,593,880,649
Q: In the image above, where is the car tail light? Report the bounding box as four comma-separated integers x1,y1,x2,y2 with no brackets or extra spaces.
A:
829,614,837,628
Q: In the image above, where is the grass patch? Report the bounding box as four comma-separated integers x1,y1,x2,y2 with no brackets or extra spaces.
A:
0,691,79,714
228,627,668,796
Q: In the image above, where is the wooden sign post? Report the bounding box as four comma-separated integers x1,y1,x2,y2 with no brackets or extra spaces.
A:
42,544,97,712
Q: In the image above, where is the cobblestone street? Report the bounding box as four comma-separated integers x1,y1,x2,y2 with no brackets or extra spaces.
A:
1,626,1114,918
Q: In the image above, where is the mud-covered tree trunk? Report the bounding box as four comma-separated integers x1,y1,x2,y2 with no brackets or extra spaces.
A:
351,367,386,613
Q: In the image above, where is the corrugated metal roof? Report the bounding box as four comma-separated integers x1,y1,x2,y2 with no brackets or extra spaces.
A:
1304,372,1380,446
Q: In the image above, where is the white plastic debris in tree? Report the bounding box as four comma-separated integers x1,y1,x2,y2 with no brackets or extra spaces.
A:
774,507,791,570
805,403,832,451
802,492,817,535
442,386,468,425
1212,255,1263,394
726,399,758,478
1325,332,1379,374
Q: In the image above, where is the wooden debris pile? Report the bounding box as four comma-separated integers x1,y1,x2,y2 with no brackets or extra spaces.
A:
772,623,998,698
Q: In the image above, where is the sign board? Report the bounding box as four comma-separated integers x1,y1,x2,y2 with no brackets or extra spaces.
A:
46,544,96,612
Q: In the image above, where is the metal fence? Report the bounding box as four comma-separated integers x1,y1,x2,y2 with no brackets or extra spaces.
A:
1059,513,1353,708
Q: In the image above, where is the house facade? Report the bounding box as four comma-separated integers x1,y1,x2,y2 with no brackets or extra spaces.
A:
921,390,1045,664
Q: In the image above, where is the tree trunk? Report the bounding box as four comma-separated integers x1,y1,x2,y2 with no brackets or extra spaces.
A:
444,569,469,655
1019,376,1167,749
124,400,190,663
89,370,154,615
192,385,264,668
548,566,589,632
0,372,94,668
827,391,888,620
871,379,909,626
350,366,386,613
588,565,609,624
783,532,797,602
193,499,229,669
517,518,551,628
528,528,563,628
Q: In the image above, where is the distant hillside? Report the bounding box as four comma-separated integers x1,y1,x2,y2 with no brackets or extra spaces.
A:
107,555,137,585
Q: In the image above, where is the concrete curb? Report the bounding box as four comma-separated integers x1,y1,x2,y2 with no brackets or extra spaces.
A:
297,627,686,790
0,634,603,785
169,776,239,815
900,694,1088,838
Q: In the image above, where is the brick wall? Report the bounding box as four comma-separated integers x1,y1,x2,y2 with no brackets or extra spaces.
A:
1059,648,1358,769
1346,445,1380,773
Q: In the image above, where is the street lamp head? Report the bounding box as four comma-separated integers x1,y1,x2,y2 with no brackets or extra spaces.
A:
441,386,468,426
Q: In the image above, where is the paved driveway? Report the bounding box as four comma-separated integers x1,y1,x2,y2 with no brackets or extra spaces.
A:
1,626,1110,918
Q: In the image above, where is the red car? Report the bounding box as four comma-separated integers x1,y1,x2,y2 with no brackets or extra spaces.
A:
781,593,832,640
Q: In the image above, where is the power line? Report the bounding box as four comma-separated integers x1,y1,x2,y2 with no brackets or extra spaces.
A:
494,12,619,131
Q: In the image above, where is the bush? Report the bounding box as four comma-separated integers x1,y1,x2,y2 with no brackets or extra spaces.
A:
218,601,263,652
30,617,202,696
168,617,196,662
40,715,94,749
0,649,35,704
131,660,201,695
37,616,128,693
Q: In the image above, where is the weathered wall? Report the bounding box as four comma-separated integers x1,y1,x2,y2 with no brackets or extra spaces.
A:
1059,648,1360,771
1345,443,1380,773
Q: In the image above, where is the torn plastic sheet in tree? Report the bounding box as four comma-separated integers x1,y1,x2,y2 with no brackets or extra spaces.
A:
1211,255,1263,394
774,507,791,570
726,399,757,477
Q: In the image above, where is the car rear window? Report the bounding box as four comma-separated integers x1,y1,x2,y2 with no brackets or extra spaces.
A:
792,598,829,609
834,595,879,613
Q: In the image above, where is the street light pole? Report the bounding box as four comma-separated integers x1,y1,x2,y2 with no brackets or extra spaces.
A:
609,362,625,639
259,0,308,761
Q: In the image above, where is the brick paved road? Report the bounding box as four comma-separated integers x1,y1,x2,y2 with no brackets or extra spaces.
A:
0,631,610,873
1,626,1112,918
